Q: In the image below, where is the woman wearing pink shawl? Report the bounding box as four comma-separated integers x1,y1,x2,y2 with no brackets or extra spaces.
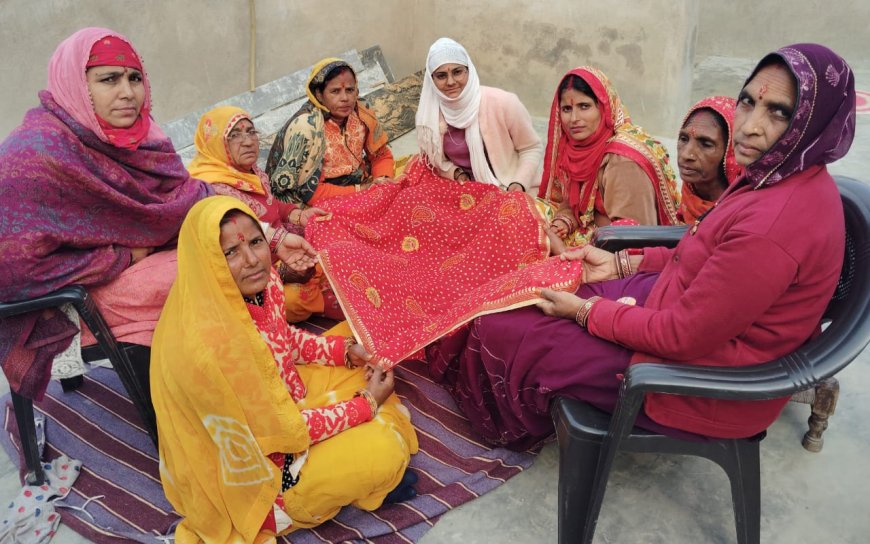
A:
0,28,212,398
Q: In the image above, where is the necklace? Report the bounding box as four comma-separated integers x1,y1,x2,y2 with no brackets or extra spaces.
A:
445,126,464,146
243,292,265,306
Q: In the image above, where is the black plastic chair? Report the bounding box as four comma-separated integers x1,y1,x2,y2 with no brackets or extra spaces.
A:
551,177,870,544
0,285,157,485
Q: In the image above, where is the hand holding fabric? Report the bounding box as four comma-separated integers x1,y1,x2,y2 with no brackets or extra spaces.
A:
537,288,584,320
300,207,329,227
561,245,617,284
365,366,395,406
346,341,373,367
275,233,318,271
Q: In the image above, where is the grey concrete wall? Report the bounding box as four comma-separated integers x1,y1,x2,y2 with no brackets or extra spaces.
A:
0,0,699,140
0,0,413,138
695,1,870,69
410,1,699,138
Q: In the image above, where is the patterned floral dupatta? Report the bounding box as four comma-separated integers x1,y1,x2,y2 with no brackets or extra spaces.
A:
306,159,584,369
539,67,680,235
265,58,390,204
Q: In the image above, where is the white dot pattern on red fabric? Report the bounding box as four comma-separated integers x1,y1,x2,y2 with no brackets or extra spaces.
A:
307,160,583,368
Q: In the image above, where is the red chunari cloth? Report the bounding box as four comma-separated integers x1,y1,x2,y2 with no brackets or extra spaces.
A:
306,159,583,369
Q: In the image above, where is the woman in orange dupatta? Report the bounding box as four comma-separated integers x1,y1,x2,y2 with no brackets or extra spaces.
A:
539,67,680,248
676,96,742,224
266,58,395,207
188,106,342,321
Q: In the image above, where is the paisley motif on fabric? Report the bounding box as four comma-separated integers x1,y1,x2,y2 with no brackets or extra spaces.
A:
405,297,428,319
440,253,466,272
498,277,519,293
354,223,381,240
365,287,382,308
348,271,372,292
410,205,436,227
497,198,520,223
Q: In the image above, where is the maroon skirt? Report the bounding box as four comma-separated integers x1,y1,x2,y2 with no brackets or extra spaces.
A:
427,272,696,451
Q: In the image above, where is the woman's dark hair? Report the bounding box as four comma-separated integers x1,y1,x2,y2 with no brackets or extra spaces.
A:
683,107,730,185
310,65,356,94
558,74,597,104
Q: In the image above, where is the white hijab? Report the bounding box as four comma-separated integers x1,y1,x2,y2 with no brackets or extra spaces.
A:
415,38,499,186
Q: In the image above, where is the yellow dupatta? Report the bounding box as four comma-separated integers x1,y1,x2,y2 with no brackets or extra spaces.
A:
188,106,266,194
151,196,309,543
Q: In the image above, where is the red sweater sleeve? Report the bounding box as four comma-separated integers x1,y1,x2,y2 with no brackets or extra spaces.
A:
637,246,674,273
588,231,798,361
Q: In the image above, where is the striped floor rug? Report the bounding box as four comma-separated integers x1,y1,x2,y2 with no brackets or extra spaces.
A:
1,327,536,542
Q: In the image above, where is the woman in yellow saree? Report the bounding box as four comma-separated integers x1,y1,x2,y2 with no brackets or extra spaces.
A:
151,196,417,542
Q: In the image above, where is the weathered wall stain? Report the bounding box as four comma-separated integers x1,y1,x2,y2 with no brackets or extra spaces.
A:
616,43,644,75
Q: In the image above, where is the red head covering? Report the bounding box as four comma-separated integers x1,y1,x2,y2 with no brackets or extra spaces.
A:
677,96,742,224
551,69,615,215
85,35,151,149
85,36,143,70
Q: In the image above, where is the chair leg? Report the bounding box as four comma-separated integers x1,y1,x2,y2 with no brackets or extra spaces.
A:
10,392,45,485
124,345,158,446
802,377,839,453
555,433,602,544
60,375,84,392
722,439,761,544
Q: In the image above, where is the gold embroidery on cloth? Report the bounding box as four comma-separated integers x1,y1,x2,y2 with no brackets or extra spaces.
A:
405,297,428,319
440,253,466,272
401,236,420,252
365,287,382,308
498,199,520,223
459,194,476,210
411,205,436,227
354,223,382,240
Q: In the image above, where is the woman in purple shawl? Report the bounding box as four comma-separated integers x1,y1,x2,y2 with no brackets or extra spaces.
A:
428,44,857,451
0,28,317,399
0,28,209,397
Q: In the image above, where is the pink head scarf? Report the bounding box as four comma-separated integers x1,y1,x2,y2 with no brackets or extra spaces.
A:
47,27,163,149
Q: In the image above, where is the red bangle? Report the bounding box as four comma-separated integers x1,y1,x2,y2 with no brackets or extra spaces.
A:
269,227,288,254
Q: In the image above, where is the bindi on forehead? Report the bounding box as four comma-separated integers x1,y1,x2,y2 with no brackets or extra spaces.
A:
758,83,768,100
237,232,245,242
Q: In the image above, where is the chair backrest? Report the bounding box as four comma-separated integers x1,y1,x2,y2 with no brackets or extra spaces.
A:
803,176,870,381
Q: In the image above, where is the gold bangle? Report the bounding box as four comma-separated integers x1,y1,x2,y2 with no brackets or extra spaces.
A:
575,296,601,328
343,337,357,369
355,389,378,417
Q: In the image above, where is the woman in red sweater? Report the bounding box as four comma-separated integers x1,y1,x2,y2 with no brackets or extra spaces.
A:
427,43,856,450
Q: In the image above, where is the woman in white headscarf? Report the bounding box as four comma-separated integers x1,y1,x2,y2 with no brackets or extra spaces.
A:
415,38,543,192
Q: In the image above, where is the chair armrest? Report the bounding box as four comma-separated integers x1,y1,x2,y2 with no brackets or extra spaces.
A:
0,285,89,318
591,225,689,251
622,357,809,403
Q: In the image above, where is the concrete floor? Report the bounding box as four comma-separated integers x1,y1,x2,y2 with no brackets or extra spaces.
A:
2,57,869,543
